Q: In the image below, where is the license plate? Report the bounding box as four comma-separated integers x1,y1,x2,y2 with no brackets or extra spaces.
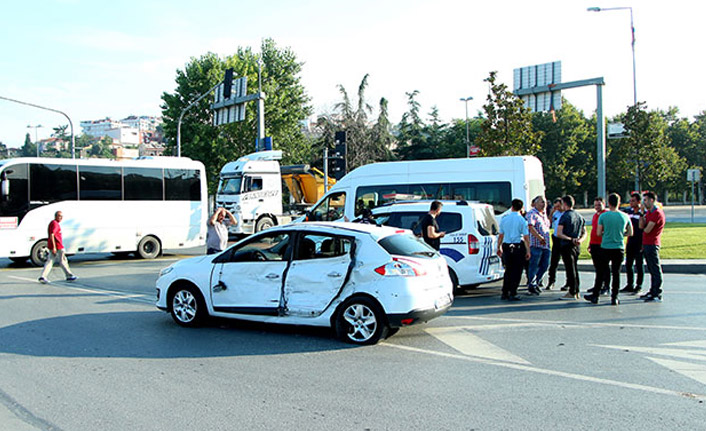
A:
435,294,451,310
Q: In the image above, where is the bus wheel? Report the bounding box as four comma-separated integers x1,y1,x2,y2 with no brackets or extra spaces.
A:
255,216,275,232
30,240,49,267
137,236,161,259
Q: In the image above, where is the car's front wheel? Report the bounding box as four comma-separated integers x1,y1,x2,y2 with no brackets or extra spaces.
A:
335,297,389,345
169,284,207,327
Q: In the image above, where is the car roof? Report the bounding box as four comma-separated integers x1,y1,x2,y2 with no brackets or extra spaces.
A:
274,221,409,240
371,200,491,213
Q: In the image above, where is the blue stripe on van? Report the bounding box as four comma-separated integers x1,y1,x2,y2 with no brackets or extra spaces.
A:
440,248,465,263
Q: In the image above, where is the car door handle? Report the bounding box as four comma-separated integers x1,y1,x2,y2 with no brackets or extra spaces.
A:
266,273,280,279
327,272,342,278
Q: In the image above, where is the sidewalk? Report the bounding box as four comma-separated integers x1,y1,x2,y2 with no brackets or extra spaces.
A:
573,259,706,275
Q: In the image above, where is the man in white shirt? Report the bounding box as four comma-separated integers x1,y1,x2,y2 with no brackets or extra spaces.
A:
207,207,237,255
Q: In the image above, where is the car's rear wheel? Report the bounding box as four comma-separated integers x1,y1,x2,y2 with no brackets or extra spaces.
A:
335,297,389,345
169,284,207,327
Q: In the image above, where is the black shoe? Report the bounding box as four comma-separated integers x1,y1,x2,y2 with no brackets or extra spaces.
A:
600,287,609,296
583,294,598,304
632,287,642,295
644,294,662,302
611,297,620,306
639,292,651,300
560,285,569,291
546,282,555,291
527,287,541,296
620,286,634,293
587,287,595,294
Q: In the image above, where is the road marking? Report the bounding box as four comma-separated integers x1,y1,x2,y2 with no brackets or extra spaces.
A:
381,342,706,401
597,345,706,362
425,327,530,364
647,357,706,386
5,275,153,305
450,315,706,332
667,340,706,349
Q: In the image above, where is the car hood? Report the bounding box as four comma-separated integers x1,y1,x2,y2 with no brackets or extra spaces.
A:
173,254,213,269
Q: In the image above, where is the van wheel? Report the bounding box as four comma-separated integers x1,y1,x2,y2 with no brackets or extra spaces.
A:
30,240,49,267
137,236,161,259
335,297,389,345
255,216,275,232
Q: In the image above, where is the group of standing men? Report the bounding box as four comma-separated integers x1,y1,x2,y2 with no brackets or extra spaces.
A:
497,192,665,305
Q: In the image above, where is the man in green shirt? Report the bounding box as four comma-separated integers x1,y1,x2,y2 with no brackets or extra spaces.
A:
585,193,633,305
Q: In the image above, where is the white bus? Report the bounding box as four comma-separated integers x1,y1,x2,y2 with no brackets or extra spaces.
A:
304,155,545,223
0,157,207,266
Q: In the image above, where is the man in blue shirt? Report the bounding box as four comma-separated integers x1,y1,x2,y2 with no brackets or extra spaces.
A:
498,199,531,300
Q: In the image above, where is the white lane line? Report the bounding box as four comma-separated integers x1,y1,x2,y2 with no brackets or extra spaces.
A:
450,315,706,332
425,327,531,365
647,357,706,386
381,343,706,401
5,275,153,305
667,340,706,349
597,345,706,362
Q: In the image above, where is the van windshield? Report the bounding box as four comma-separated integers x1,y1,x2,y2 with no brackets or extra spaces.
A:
218,175,242,195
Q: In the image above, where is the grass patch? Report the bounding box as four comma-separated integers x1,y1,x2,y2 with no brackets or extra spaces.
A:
578,223,706,260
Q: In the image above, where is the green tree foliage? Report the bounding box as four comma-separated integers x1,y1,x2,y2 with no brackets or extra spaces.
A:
21,133,36,157
476,71,543,156
533,100,594,200
315,74,393,171
0,141,7,158
161,39,312,192
89,136,114,158
394,91,428,159
611,102,686,193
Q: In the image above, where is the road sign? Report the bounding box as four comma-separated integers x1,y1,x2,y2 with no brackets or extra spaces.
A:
513,61,562,113
607,122,628,139
468,145,480,157
212,76,249,126
687,169,701,182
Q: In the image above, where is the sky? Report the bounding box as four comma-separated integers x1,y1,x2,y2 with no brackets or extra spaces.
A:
1,0,705,148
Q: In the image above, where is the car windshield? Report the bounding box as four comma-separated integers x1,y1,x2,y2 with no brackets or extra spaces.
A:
218,175,242,195
378,233,437,258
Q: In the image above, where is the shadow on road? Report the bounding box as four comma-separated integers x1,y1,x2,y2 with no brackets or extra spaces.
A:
0,311,354,359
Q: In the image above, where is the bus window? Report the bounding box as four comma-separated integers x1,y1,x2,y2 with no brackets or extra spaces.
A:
0,163,29,221
79,165,121,200
451,182,511,214
166,169,201,201
30,163,78,204
124,167,163,200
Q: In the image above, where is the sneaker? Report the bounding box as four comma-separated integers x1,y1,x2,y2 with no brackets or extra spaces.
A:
560,292,578,300
38,277,49,284
66,275,78,282
620,286,634,293
527,286,541,296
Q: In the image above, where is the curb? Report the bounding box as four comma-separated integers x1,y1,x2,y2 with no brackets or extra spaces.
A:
570,263,706,275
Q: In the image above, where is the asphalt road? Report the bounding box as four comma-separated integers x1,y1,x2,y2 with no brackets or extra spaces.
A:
1,254,705,430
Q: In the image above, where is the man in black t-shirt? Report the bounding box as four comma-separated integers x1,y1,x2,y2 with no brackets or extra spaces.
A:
555,195,587,299
621,192,644,294
420,201,445,250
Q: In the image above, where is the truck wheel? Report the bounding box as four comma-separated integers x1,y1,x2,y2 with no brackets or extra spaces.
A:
30,240,49,267
137,236,161,259
255,216,275,232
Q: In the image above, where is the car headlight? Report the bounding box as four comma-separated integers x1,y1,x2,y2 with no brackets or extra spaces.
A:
159,266,174,277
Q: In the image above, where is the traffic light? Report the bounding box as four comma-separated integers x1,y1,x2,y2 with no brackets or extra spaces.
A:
223,68,234,99
329,157,346,180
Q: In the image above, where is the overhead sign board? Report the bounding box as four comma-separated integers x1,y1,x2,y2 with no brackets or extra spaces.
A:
513,61,562,113
212,76,248,126
687,169,701,182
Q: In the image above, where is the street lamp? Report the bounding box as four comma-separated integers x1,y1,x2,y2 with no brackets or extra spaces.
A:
588,6,639,191
27,124,42,157
459,96,473,157
587,7,636,106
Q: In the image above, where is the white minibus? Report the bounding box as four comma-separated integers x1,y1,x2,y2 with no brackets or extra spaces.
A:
304,155,545,223
0,157,207,266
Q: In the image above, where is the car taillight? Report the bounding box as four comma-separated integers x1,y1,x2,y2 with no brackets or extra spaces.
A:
374,257,427,277
468,234,480,255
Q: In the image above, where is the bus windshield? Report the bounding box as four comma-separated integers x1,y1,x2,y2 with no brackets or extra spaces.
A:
0,163,29,221
218,175,242,195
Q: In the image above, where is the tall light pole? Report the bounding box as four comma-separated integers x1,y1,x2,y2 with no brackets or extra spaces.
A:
459,96,473,157
588,6,639,191
27,124,43,157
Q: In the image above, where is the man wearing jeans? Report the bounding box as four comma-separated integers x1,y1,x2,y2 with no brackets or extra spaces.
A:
556,195,586,300
640,192,665,302
526,196,551,295
622,193,644,294
546,198,564,290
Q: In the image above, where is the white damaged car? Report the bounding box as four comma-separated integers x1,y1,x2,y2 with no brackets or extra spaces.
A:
156,222,453,345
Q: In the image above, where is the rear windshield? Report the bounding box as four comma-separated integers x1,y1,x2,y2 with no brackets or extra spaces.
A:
378,234,437,258
378,211,462,235
475,206,499,236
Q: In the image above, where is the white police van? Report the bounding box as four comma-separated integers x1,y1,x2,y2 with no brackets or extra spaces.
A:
370,200,504,289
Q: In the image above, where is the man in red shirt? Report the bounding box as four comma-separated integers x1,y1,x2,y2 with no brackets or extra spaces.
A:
639,192,665,301
587,197,610,295
38,211,77,284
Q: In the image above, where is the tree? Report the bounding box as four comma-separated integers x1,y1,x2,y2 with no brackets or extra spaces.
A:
89,136,114,158
0,141,7,159
21,133,36,157
612,102,687,194
394,91,428,160
476,71,543,156
161,39,313,193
